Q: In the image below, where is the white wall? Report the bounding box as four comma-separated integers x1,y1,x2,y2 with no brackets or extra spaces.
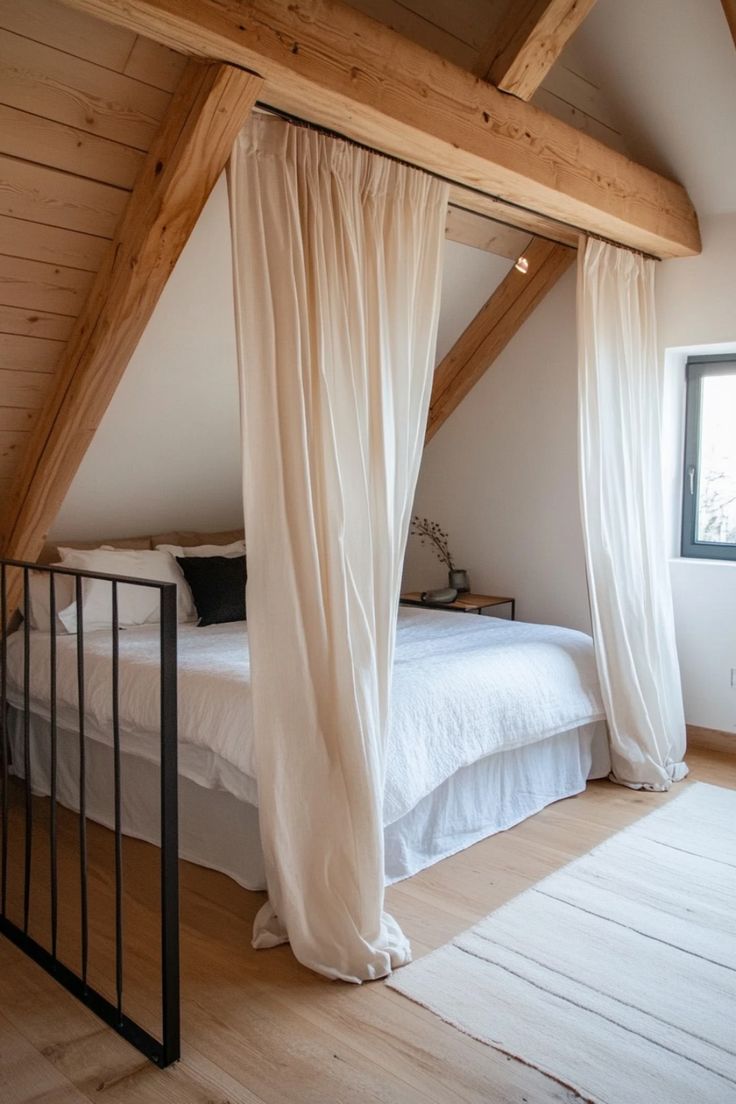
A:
658,213,736,734
408,212,736,733
51,175,244,541
434,241,512,362
52,196,512,543
404,265,592,634
670,560,736,733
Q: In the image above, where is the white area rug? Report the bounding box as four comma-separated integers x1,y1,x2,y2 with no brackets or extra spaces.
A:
387,782,736,1104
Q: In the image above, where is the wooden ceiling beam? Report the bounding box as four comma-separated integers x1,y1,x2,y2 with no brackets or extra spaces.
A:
445,206,532,259
447,184,580,248
1,59,263,567
474,0,599,101
723,0,736,48
426,237,575,442
58,0,700,258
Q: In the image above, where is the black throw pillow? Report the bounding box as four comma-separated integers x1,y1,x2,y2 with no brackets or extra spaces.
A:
176,555,247,626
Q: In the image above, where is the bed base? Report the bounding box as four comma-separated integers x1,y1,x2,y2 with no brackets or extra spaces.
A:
0,558,180,1068
8,707,609,893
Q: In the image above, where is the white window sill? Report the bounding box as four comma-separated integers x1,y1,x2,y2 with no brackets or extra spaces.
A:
669,556,736,568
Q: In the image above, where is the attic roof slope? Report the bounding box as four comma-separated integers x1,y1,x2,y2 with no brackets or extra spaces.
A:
0,0,187,500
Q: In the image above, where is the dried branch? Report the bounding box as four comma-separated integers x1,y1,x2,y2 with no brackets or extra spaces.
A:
410,515,455,570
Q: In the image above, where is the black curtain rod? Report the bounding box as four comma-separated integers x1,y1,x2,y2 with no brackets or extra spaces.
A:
253,102,658,261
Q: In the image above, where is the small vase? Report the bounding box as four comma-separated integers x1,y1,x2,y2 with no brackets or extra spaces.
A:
448,568,470,593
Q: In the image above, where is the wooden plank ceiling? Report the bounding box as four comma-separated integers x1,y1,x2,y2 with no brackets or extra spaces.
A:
0,0,187,503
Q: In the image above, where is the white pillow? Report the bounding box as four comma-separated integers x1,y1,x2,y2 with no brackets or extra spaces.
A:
80,545,197,626
155,539,246,559
57,548,192,631
26,566,76,633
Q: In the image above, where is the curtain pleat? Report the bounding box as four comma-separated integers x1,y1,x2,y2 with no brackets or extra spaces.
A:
577,239,687,790
228,115,448,980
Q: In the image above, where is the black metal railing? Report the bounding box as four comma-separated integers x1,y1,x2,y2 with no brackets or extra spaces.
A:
0,559,179,1067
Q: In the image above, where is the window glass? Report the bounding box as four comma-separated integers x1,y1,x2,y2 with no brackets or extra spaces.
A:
696,372,736,545
682,357,736,562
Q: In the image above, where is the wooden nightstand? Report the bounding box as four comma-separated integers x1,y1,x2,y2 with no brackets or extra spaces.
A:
400,592,516,619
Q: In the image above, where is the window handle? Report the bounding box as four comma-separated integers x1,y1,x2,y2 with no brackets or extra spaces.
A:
687,465,696,495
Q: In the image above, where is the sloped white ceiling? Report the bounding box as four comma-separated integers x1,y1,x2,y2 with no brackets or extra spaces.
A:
51,180,510,540
551,0,736,216
51,175,243,540
436,243,512,362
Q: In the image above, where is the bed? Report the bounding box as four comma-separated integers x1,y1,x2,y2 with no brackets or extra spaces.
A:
3,602,608,886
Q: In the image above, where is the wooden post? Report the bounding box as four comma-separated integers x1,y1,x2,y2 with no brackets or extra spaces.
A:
475,0,599,100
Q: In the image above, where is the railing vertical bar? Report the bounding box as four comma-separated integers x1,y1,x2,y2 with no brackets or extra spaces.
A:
49,573,58,962
75,575,88,988
0,560,179,1066
159,584,179,1066
22,569,32,934
111,582,123,1021
0,562,7,918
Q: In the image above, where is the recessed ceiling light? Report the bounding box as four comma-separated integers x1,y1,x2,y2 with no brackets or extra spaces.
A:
514,255,529,274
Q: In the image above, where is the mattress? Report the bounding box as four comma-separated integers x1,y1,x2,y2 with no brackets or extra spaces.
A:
3,607,605,827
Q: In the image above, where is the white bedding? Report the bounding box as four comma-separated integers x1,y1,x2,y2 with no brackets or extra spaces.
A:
4,607,605,824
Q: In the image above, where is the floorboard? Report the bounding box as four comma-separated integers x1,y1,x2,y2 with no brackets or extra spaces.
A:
0,745,733,1104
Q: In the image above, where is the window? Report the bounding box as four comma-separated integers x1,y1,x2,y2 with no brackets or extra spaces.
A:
681,356,736,561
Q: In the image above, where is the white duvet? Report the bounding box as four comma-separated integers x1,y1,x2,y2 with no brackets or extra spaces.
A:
4,608,604,824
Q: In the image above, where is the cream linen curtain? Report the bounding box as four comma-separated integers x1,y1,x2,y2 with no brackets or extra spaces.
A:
577,239,687,790
227,114,448,981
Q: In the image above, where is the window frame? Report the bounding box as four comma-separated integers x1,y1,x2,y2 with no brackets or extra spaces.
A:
681,354,736,562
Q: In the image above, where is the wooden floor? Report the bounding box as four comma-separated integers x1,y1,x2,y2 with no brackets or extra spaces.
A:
1,741,733,1104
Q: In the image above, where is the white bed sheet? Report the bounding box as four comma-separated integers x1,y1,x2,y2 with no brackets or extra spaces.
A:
4,607,605,825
